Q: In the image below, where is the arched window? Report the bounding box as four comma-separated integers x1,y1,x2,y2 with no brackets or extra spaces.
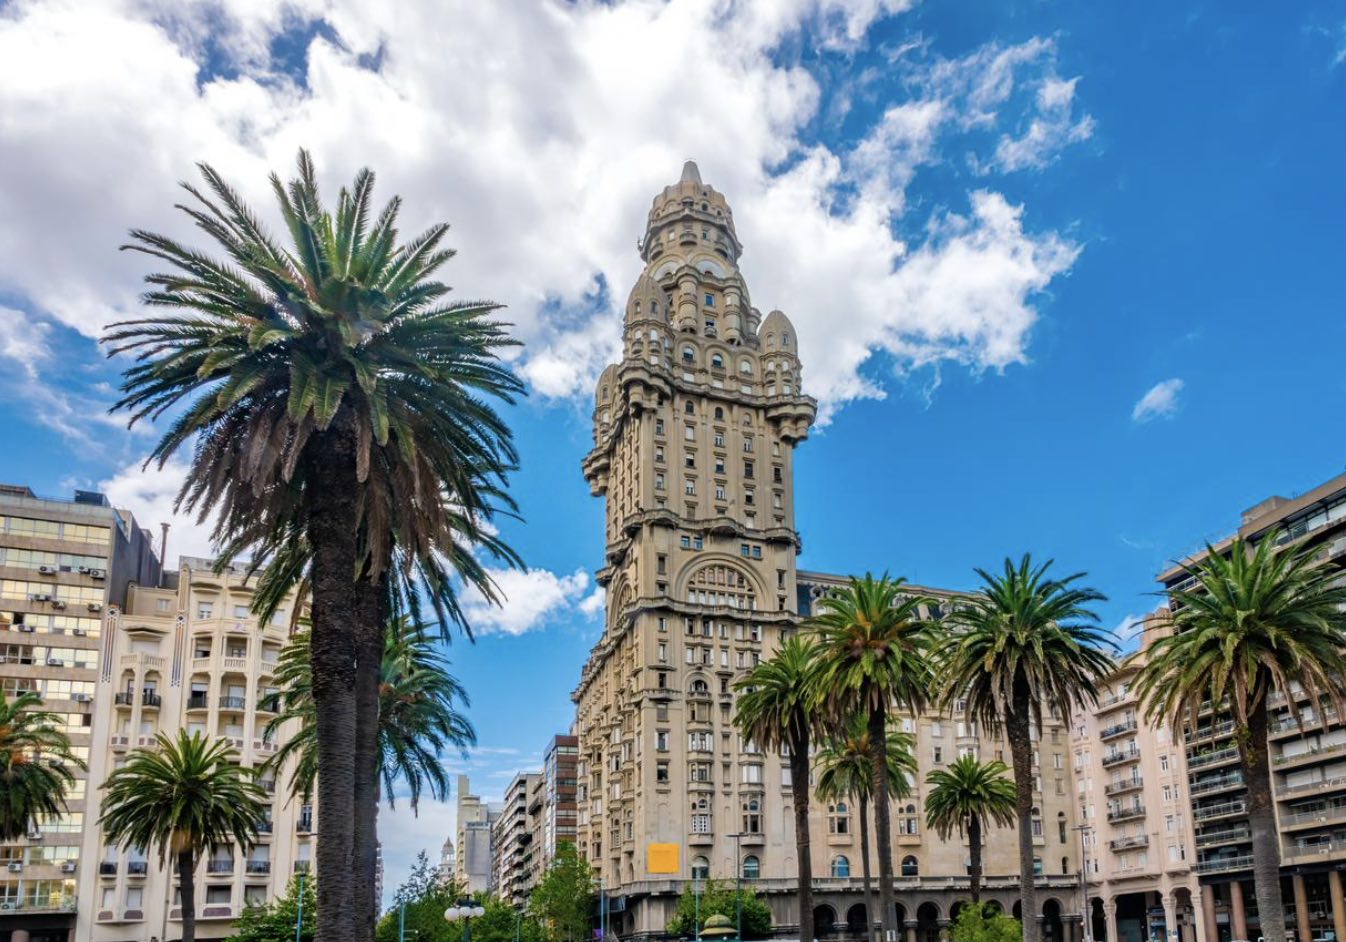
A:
900,855,918,877
1031,807,1043,838
739,358,753,375
1061,856,1070,875
692,856,710,879
714,407,724,420
742,855,760,880
831,856,850,878
711,354,724,369
1032,857,1044,875
766,333,776,349
686,564,757,611
742,797,762,833
1057,811,1067,844
690,678,710,696
682,346,695,364
685,401,695,414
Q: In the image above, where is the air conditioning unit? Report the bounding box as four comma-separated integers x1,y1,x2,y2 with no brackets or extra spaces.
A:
72,693,90,702
38,565,55,575
51,601,66,610
61,862,77,874
90,569,106,580
6,863,22,873
46,658,64,667
87,603,102,613
0,902,15,912
30,594,51,602
17,624,34,633
72,629,87,637
77,566,90,574
25,831,41,841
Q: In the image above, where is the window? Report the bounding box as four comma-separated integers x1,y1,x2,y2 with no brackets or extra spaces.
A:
656,419,665,436
657,554,667,574
742,855,760,879
685,481,696,495
740,359,753,375
714,431,725,447
1159,754,1170,772
1031,808,1043,837
828,803,850,834
900,855,918,877
657,762,669,783
656,447,666,463
716,485,727,501
232,604,249,618
744,460,754,478
932,746,943,764
684,453,695,469
685,424,695,440
196,602,213,619
898,804,919,835
742,798,762,834
657,643,667,663
655,473,665,491
742,764,763,784
743,437,754,453
692,856,710,879
681,536,691,549
1032,857,1044,876
656,732,669,752
705,293,715,307
682,347,695,363
714,407,724,420
831,856,850,878
711,354,724,369
744,488,755,505
685,401,695,415
1058,813,1067,844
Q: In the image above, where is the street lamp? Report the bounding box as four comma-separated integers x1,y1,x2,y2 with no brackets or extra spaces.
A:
445,899,487,942
730,833,744,942
1073,825,1092,942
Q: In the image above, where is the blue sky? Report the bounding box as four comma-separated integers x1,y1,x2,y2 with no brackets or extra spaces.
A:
2,0,1345,906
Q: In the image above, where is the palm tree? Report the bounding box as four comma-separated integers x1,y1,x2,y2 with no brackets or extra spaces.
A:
264,615,476,808
734,636,821,942
806,574,935,942
815,716,916,942
100,731,268,942
1131,533,1346,942
925,755,1016,903
104,151,522,942
0,691,85,841
938,555,1115,942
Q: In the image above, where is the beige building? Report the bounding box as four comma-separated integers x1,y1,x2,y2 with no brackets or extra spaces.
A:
571,163,1083,941
454,776,499,895
76,555,309,941
0,485,159,942
1073,633,1203,942
1156,472,1346,942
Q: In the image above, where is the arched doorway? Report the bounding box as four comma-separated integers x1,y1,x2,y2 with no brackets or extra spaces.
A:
815,905,838,938
917,902,941,942
1013,902,1023,922
1043,899,1064,942
848,904,870,937
1090,897,1107,942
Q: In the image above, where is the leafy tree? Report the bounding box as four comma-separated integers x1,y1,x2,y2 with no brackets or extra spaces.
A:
1131,532,1346,942
0,690,85,840
938,556,1115,942
227,876,316,942
665,879,772,940
264,617,475,808
529,842,595,942
925,756,1017,902
815,715,914,942
949,904,1022,942
105,150,523,942
375,852,460,942
733,636,820,942
100,731,268,942
806,573,934,942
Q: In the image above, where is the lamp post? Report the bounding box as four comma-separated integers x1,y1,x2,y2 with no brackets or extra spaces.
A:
694,877,703,942
1074,825,1092,942
731,833,743,942
295,870,305,942
445,899,487,942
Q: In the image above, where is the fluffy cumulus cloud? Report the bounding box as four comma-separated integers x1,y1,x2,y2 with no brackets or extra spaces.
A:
0,0,1094,421
1132,378,1185,423
99,456,220,560
460,567,598,636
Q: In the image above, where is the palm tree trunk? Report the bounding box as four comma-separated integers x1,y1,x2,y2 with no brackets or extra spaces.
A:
860,793,876,942
1241,701,1285,942
306,430,362,942
790,723,815,942
1008,683,1038,942
178,848,196,942
869,703,898,942
969,813,983,905
352,580,386,939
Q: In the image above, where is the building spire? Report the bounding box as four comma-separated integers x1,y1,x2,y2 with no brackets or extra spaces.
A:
680,159,702,184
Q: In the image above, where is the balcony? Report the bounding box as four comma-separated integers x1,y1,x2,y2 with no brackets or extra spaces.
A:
1195,855,1253,874
1100,719,1139,741
1188,747,1239,769
218,696,247,711
206,859,235,875
1105,778,1144,796
1196,826,1250,847
1276,741,1346,768
1190,773,1245,796
1193,799,1247,821
1102,748,1142,768
1271,711,1340,738
1280,805,1346,830
1186,720,1235,742
1107,805,1146,823
1277,775,1346,799
297,816,314,834
113,692,133,707
257,820,273,835
127,861,148,877
259,780,277,795
1109,835,1149,851
186,694,209,711
1097,690,1135,712
245,860,272,875
1283,841,1346,864
293,861,311,874
141,692,161,709
222,656,249,671
98,861,117,876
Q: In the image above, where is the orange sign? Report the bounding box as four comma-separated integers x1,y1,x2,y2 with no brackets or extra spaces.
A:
647,843,680,874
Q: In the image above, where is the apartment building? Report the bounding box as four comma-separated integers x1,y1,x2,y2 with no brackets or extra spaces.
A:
542,734,579,862
1074,630,1203,942
0,485,159,942
571,164,1084,941
454,776,499,895
494,772,541,907
76,555,309,941
1158,472,1346,942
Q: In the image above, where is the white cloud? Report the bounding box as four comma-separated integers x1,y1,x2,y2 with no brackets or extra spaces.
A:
578,586,606,620
1132,378,1184,423
1111,612,1149,649
993,75,1095,172
0,0,1093,423
99,457,221,563
461,567,593,637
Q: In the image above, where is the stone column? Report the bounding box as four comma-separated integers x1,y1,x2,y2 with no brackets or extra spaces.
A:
905,919,918,942
1329,869,1346,942
1164,896,1178,942
1293,875,1312,942
938,920,951,942
1231,880,1248,941
10,930,29,942
1105,899,1119,942
1198,886,1216,942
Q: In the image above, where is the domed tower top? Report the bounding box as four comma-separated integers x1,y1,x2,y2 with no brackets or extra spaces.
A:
640,159,740,266
625,270,667,325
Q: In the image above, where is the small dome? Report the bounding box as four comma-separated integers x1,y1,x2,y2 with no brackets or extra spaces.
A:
596,363,619,404
625,271,666,323
680,159,702,184
760,309,797,353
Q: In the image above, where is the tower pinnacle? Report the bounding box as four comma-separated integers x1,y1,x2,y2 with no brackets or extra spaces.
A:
680,159,702,184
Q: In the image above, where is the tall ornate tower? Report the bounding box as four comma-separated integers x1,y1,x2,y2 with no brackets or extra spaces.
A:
574,162,816,933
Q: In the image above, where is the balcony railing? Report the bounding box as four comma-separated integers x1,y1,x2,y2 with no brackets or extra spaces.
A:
1280,806,1346,828
1102,748,1142,767
126,861,148,876
1277,775,1346,799
186,694,208,710
1109,835,1149,851
1190,774,1245,795
245,860,271,875
1196,827,1250,847
142,692,161,708
1100,719,1139,740
113,692,133,707
1283,841,1346,863
218,696,247,710
98,862,117,876
1105,778,1144,795
1193,800,1246,820
1188,747,1239,769
1187,720,1235,742
1195,855,1253,874
206,860,234,874
1107,806,1146,823
293,861,311,874
1276,741,1346,767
